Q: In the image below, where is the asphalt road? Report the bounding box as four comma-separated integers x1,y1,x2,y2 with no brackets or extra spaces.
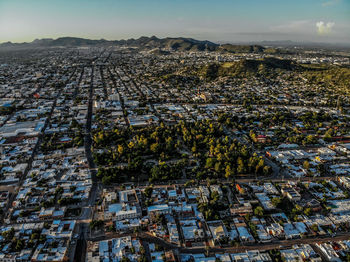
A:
96,231,350,255
76,52,107,261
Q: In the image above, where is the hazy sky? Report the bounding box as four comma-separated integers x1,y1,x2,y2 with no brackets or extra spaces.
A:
0,0,349,43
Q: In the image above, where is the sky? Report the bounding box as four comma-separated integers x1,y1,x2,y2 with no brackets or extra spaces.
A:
0,0,349,44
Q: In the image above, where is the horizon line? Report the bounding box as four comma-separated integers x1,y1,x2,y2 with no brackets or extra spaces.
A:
1,35,350,47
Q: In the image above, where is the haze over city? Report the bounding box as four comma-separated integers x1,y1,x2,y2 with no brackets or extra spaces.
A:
1,0,350,43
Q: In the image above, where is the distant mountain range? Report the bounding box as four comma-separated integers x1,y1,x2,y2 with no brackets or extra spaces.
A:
2,36,348,52
230,40,350,50
0,36,272,54
0,37,113,48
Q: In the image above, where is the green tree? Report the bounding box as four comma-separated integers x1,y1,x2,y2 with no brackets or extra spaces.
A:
304,208,312,216
254,206,264,217
271,197,281,208
324,128,333,141
150,143,160,154
225,165,233,179
144,186,153,198
205,158,215,169
263,166,271,176
237,157,245,174
310,224,319,232
121,256,131,262
303,160,310,170
117,144,124,155
15,239,25,251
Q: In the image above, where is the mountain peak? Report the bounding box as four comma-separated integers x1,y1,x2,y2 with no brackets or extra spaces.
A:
0,36,268,54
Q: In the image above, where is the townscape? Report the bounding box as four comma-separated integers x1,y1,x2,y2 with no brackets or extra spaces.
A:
0,36,350,262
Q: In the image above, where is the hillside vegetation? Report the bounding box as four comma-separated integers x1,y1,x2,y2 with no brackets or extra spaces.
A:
199,57,296,80
300,64,350,93
218,44,266,53
196,57,349,93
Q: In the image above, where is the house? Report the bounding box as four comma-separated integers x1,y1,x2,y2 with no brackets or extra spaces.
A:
180,220,205,244
315,243,342,262
281,187,301,202
0,254,16,262
106,203,141,221
207,221,228,242
230,202,253,216
280,249,303,262
147,204,171,219
294,244,322,262
338,176,350,189
246,250,272,262
266,223,285,239
237,226,255,243
31,243,68,262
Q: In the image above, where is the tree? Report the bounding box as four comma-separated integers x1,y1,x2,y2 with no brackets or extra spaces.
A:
303,160,310,170
304,208,312,216
205,158,215,169
191,145,197,154
90,220,104,230
324,128,333,141
255,159,265,174
150,143,160,154
214,161,222,173
2,228,14,241
271,197,282,208
144,186,153,198
254,206,264,217
39,234,46,243
250,130,257,143
121,256,131,262
304,135,317,145
55,187,64,195
128,141,135,149
107,224,116,232
155,214,166,225
237,157,245,174
117,144,124,155
240,145,249,158
70,118,80,129
102,175,112,185
31,232,40,240
210,191,220,202
310,224,319,232
15,239,25,251
225,165,233,179
317,163,326,176
263,166,271,176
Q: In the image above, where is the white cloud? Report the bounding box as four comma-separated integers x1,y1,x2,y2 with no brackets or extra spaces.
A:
316,21,335,35
270,20,311,33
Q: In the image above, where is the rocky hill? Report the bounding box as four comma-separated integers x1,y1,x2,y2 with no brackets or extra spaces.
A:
0,36,268,54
